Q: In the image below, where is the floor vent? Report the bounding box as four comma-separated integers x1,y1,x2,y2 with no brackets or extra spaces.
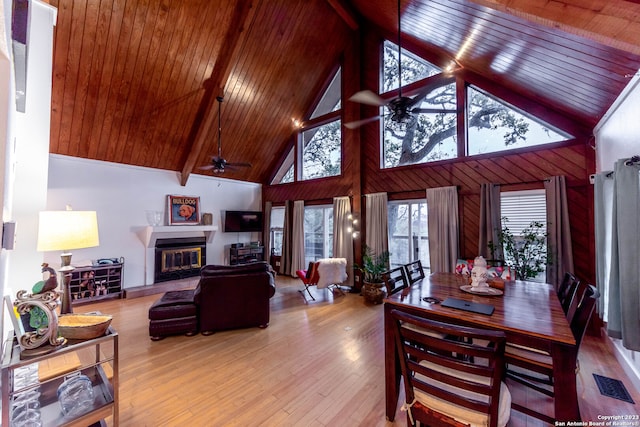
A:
593,373,635,404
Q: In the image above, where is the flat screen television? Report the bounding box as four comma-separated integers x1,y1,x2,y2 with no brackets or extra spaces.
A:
223,210,263,233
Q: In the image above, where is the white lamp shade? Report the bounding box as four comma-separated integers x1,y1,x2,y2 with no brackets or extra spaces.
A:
37,211,100,252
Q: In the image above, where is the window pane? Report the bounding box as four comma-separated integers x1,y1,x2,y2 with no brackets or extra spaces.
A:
388,200,429,270
269,207,285,256
304,206,333,265
301,120,341,180
499,189,547,282
468,86,571,155
310,68,341,119
383,41,441,92
271,147,294,185
383,83,457,167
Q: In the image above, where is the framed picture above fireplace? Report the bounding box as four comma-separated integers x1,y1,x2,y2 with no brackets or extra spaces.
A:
167,195,200,225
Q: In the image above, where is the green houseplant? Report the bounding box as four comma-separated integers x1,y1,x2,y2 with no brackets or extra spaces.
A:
488,218,549,280
355,245,390,304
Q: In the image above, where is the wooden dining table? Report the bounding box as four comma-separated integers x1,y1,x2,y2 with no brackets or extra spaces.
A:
384,272,580,422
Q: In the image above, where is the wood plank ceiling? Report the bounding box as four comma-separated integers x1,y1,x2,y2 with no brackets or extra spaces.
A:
47,0,640,184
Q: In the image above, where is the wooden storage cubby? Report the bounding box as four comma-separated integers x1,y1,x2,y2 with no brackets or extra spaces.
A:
68,258,124,305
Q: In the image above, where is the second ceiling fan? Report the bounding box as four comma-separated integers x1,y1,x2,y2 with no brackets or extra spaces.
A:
199,96,252,173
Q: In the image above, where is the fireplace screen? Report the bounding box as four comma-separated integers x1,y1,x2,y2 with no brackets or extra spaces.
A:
161,247,202,272
154,237,206,283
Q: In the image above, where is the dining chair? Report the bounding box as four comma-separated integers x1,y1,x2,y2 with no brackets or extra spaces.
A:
404,260,425,285
390,309,512,427
382,266,408,295
505,283,600,424
557,272,580,314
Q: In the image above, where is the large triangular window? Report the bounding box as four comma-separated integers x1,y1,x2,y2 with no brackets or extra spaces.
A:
382,41,441,92
381,42,573,169
271,67,342,184
467,86,571,155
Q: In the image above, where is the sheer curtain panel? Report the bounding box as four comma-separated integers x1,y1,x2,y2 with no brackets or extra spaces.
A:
279,201,292,275
426,186,459,273
333,196,354,285
365,193,389,257
290,200,306,276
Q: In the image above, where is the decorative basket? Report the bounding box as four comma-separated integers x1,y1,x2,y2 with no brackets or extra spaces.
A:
58,314,113,340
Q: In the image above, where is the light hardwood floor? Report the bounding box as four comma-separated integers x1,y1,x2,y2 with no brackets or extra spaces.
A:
82,275,640,426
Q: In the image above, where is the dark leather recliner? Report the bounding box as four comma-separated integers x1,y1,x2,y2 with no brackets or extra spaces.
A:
148,261,276,340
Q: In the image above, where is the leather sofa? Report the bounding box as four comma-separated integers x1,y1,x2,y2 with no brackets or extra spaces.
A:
148,261,276,340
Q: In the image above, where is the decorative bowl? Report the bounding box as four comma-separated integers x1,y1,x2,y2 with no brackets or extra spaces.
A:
58,314,113,340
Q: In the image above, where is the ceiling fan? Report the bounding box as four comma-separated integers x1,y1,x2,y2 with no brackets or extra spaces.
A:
199,96,252,173
345,0,454,130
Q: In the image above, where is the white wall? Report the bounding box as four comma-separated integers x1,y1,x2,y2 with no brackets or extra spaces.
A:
0,0,15,346
7,0,56,298
45,155,262,288
594,69,640,385
594,72,640,172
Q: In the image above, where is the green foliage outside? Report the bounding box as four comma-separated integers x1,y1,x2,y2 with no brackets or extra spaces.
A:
488,218,549,280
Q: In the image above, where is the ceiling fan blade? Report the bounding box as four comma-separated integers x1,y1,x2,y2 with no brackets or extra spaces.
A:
198,165,216,170
410,108,458,114
226,162,252,168
406,75,457,108
344,115,382,129
349,90,387,107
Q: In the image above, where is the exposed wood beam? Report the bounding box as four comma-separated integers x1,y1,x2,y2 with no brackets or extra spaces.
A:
180,0,257,186
326,0,359,30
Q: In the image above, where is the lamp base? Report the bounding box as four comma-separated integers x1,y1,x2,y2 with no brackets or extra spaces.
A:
59,265,75,314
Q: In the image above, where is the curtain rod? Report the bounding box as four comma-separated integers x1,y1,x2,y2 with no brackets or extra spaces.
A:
494,178,551,187
625,155,640,166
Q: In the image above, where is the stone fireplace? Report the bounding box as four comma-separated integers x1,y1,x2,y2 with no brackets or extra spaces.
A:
154,237,206,283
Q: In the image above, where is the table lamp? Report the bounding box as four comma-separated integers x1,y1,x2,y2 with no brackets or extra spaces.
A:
36,209,100,314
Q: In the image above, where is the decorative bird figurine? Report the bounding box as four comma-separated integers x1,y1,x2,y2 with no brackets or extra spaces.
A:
32,263,58,294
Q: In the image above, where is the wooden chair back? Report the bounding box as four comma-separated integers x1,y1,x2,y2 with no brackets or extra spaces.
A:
382,266,408,295
404,260,425,285
390,309,508,427
569,284,600,348
558,272,579,314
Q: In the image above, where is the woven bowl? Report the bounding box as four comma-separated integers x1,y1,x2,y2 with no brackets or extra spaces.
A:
58,314,113,340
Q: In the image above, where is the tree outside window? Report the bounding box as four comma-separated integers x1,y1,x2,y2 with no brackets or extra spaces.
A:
381,42,572,169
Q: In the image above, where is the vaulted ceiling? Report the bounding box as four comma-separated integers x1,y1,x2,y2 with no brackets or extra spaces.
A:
46,0,640,184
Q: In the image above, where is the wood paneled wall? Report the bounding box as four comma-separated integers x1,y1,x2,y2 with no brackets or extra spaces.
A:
264,24,597,286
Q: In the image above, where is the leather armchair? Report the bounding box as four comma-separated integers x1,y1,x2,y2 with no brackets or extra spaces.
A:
148,261,276,340
195,261,276,334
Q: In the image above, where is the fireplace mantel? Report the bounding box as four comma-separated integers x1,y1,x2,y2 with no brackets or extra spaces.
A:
144,225,218,248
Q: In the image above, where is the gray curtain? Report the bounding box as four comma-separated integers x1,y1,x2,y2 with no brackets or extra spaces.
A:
333,196,354,285
263,201,272,262
544,176,574,289
290,200,306,275
426,186,459,273
606,158,640,350
594,172,614,319
279,200,292,275
478,183,502,259
365,193,389,257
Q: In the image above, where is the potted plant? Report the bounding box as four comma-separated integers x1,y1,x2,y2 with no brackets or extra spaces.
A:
488,218,549,280
354,245,390,304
